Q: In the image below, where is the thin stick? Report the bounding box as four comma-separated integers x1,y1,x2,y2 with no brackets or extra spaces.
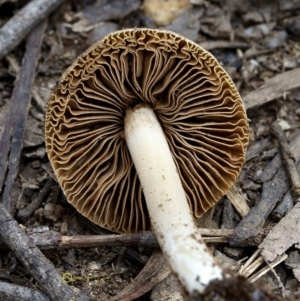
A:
240,256,265,278
0,0,65,59
0,281,50,301
271,122,300,198
0,227,271,250
239,249,260,274
0,204,89,301
0,20,46,212
262,255,287,297
248,254,288,283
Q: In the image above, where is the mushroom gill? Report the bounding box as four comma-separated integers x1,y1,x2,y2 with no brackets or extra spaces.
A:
45,28,249,233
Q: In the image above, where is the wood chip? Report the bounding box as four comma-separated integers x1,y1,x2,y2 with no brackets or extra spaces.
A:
259,201,300,262
226,183,250,217
243,67,300,110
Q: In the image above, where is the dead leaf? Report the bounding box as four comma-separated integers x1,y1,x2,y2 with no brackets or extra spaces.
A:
110,249,171,301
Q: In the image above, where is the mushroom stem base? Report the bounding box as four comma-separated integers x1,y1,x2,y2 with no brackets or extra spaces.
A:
124,105,224,294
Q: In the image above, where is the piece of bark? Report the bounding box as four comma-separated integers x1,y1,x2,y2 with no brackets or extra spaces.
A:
0,20,46,212
245,138,272,162
255,151,284,183
272,190,294,221
243,67,300,110
0,0,65,59
254,129,300,183
230,226,273,247
285,251,300,282
221,198,235,229
17,178,54,220
255,128,300,182
226,184,250,217
259,201,300,262
110,249,170,301
271,122,300,197
0,204,90,301
0,281,50,301
221,199,243,260
230,168,290,246
231,133,300,246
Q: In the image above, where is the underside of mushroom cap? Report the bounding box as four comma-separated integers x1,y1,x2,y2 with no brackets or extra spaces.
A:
45,28,249,233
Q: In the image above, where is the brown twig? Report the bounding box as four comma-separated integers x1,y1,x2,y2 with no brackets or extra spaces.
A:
0,0,65,59
0,20,46,213
0,228,271,250
271,122,300,198
0,204,90,301
0,281,50,301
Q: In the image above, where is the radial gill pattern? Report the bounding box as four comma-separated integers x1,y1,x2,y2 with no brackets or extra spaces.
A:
45,28,249,233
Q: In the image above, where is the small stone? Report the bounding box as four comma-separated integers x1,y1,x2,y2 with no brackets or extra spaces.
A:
278,119,291,130
88,261,101,271
265,31,287,48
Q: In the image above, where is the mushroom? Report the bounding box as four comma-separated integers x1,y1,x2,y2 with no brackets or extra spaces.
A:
45,28,249,294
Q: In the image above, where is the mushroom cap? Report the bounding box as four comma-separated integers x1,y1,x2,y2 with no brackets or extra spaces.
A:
45,28,249,233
